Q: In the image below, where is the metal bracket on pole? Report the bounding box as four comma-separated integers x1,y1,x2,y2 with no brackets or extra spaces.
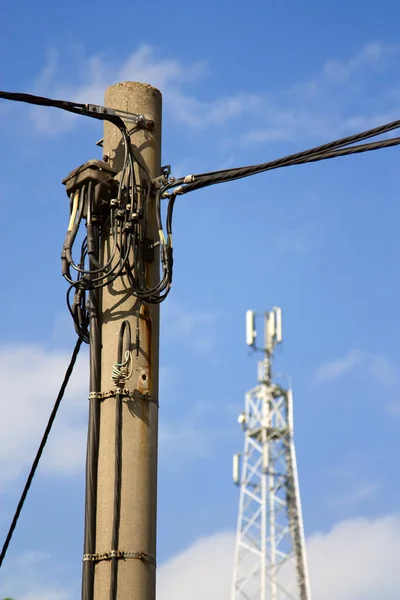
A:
88,389,158,405
86,104,155,130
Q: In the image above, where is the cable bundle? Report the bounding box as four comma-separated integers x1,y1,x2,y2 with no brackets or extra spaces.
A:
61,144,172,342
0,91,173,336
161,117,400,200
2,89,400,314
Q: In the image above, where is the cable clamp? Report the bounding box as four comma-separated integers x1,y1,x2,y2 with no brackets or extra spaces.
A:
173,186,184,195
88,391,105,400
88,389,158,405
83,550,156,566
88,388,132,400
86,105,154,130
183,174,195,183
151,174,169,189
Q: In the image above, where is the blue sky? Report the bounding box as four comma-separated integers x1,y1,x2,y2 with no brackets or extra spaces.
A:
1,0,400,598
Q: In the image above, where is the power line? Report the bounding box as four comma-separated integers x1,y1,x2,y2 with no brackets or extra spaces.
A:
161,120,400,198
0,337,83,569
159,118,400,255
0,90,153,129
1,84,398,600
2,89,400,303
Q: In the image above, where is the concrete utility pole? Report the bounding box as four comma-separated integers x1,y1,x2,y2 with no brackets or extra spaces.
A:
93,82,161,600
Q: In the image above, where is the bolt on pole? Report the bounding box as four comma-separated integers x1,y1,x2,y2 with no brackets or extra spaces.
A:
92,82,161,600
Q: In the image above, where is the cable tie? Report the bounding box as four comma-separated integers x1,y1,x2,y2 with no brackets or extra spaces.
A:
83,551,156,566
88,391,105,400
88,389,131,400
158,229,166,245
86,105,153,129
183,174,195,183
173,186,184,195
111,350,133,386
88,389,158,405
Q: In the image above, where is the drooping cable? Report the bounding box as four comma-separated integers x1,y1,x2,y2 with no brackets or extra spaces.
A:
61,152,173,315
3,87,400,305
82,182,102,600
0,337,83,569
110,320,132,600
0,88,171,303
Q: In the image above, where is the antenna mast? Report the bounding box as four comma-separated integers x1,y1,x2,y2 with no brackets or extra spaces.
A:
232,307,312,600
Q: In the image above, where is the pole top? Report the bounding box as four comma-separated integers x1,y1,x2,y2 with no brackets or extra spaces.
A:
106,81,162,98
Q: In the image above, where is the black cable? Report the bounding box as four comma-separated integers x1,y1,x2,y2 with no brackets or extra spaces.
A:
0,90,124,128
0,337,83,569
60,136,173,306
157,117,400,204
187,116,400,181
158,120,400,298
173,135,400,196
1,90,171,301
110,320,131,600
82,186,101,600
4,87,400,303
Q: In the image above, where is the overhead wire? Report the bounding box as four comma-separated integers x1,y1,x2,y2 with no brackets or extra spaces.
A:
4,89,400,306
157,120,400,276
161,118,400,199
82,198,102,600
0,337,83,569
1,89,400,585
0,90,124,126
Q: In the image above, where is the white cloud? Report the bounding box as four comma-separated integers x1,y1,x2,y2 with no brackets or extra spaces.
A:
0,38,397,154
25,40,400,144
1,38,393,158
0,337,212,489
309,515,400,598
386,400,400,418
0,343,88,489
0,551,72,600
19,590,71,600
243,41,400,146
158,411,236,471
314,349,364,382
314,349,397,386
322,41,397,83
158,531,234,600
159,422,211,469
325,456,381,509
29,45,254,133
42,426,88,474
3,514,400,599
333,482,380,509
272,226,315,256
161,301,217,358
369,353,398,386
158,514,400,600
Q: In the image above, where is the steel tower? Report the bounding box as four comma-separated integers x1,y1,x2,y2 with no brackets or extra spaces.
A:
231,307,311,600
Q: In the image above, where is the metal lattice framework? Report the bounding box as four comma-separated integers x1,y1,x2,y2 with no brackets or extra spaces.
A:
231,308,311,600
